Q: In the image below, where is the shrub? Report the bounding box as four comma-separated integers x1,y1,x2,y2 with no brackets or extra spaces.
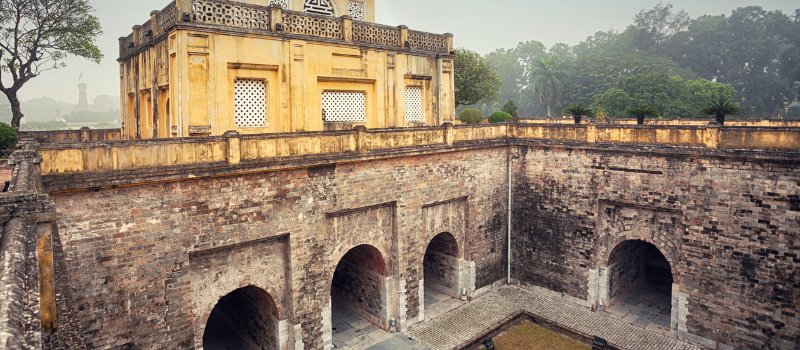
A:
0,122,18,153
502,100,518,118
488,111,513,124
458,108,484,124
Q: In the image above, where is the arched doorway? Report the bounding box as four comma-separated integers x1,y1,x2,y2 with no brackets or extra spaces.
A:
604,240,673,333
330,244,389,347
422,232,463,319
203,286,280,350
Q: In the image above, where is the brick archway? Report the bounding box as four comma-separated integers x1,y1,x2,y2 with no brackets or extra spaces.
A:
202,285,281,349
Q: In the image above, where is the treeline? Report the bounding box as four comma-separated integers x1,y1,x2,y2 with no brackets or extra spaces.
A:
462,4,800,119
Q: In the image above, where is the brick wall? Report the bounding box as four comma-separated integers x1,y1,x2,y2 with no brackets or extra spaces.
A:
48,147,509,349
511,144,799,349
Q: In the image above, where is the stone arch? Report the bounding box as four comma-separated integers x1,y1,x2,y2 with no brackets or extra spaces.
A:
202,285,281,349
599,235,680,281
329,244,390,331
423,232,461,300
197,282,286,341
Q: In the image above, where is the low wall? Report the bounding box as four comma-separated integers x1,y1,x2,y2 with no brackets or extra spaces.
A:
520,118,800,127
19,128,122,144
35,124,800,175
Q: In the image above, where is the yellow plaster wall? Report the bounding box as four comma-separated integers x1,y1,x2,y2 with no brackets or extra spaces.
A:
121,27,455,139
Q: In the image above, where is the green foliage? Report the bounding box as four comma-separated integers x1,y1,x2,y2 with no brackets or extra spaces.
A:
786,105,800,119
565,104,593,123
594,73,734,118
457,108,484,125
700,97,741,124
502,100,518,118
0,122,18,152
488,111,513,124
626,105,658,124
0,0,103,129
480,4,798,119
454,48,501,107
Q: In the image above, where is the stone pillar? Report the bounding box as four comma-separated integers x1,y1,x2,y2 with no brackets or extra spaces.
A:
461,259,477,299
37,220,56,331
382,276,394,331
132,25,142,47
443,122,454,146
79,127,91,142
150,11,160,37
293,324,304,350
277,319,291,350
268,4,283,32
586,124,598,143
704,126,720,149
176,0,193,16
398,25,409,48
444,33,454,53
354,126,368,153
321,300,333,350
342,16,353,42
224,130,241,164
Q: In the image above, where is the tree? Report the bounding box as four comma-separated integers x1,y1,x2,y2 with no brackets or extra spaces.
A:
630,2,691,55
454,48,500,107
626,105,658,125
530,57,562,117
565,104,593,124
594,73,734,118
0,0,102,129
502,100,518,118
0,121,17,156
701,97,740,125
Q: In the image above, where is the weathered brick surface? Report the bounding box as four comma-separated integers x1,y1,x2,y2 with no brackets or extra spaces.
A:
49,147,508,349
512,144,799,349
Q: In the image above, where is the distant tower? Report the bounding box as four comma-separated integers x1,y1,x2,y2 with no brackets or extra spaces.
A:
76,74,89,112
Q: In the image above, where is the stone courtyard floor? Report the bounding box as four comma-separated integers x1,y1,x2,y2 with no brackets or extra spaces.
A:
333,285,701,350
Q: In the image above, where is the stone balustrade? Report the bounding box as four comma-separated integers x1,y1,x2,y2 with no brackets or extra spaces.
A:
118,0,453,60
34,124,800,176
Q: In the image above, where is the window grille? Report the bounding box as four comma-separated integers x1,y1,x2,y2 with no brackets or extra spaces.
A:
348,1,365,21
304,0,335,16
322,91,366,122
234,79,267,127
405,86,423,122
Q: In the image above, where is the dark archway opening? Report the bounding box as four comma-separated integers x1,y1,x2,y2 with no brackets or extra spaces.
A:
331,245,387,347
203,286,280,350
606,240,673,333
423,232,461,319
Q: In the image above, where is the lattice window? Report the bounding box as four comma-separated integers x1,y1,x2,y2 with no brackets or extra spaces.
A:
405,87,423,122
322,91,366,122
234,79,267,127
192,0,270,30
304,0,335,16
269,0,288,8
348,1,364,21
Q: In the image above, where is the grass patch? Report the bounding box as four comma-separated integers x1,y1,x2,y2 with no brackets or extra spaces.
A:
488,320,591,350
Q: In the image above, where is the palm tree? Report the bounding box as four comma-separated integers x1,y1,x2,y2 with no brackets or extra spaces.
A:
700,97,740,126
530,58,562,117
565,104,593,124
626,106,658,125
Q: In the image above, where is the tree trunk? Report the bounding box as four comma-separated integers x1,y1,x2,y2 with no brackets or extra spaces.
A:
5,90,24,130
715,114,725,125
574,115,581,124
546,104,552,118
637,115,645,125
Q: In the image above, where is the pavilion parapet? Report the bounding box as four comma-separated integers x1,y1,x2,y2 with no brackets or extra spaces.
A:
118,0,452,60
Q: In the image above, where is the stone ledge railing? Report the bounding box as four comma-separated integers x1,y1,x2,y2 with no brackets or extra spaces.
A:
119,0,453,60
35,124,800,176
19,128,123,145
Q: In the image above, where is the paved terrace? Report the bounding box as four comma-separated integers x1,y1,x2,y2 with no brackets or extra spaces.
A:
405,285,701,350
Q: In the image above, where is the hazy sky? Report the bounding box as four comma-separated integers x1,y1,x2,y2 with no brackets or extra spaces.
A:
16,0,798,103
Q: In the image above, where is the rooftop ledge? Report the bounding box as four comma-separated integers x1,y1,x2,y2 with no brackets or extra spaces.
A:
118,0,454,60
23,124,800,180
